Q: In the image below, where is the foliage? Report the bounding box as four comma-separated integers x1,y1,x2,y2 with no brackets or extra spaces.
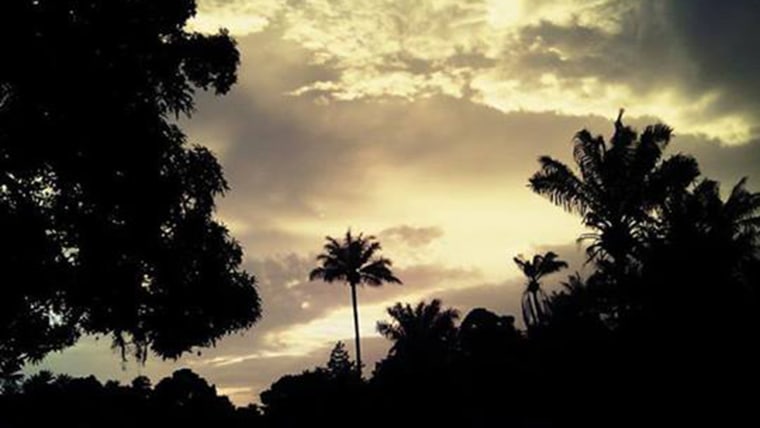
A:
0,369,263,428
326,341,355,380
529,110,700,269
513,252,568,328
309,230,401,287
261,344,365,428
0,0,260,376
376,299,459,363
309,229,401,373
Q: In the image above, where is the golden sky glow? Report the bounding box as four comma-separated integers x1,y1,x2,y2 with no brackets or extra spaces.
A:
190,0,755,143
36,0,760,406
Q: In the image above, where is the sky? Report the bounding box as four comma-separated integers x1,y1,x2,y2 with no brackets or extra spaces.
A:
33,0,760,405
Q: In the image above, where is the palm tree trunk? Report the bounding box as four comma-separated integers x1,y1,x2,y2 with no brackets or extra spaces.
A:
532,290,544,324
350,281,362,377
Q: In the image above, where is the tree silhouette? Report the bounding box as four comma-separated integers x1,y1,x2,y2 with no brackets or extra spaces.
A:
459,308,519,359
261,344,366,428
0,0,260,376
309,230,401,374
326,341,356,380
642,177,760,329
372,300,461,427
529,110,699,272
377,299,459,362
661,177,759,260
513,252,567,328
1,369,264,428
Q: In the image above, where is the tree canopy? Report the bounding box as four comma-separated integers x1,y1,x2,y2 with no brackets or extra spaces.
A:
529,110,700,269
0,0,260,376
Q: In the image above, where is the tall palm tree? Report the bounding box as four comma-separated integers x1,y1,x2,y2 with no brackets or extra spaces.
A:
529,110,700,270
309,230,401,375
513,252,568,328
377,299,459,360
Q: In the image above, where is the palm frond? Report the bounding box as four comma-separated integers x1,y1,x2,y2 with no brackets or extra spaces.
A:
529,156,589,215
646,154,700,206
360,257,401,286
535,251,569,280
631,124,672,183
726,177,760,219
308,267,326,282
360,240,382,265
573,130,606,187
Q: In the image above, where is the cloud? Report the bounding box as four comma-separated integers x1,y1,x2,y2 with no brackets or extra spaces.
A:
379,225,444,247
193,0,760,143
188,0,284,35
664,1,760,122
248,251,479,332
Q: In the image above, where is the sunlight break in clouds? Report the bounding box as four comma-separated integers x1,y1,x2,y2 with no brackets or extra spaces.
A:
193,0,754,144
188,0,284,35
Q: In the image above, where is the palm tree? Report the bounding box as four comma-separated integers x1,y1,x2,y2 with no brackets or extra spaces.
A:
657,177,760,298
632,176,760,350
377,299,459,360
513,252,568,328
529,110,700,271
663,177,760,254
309,230,401,375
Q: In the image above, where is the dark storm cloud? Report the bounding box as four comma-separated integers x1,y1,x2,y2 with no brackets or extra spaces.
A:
507,1,760,133
510,2,685,91
664,0,760,118
673,136,760,190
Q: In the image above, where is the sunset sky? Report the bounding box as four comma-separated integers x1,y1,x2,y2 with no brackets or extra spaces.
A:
34,0,760,405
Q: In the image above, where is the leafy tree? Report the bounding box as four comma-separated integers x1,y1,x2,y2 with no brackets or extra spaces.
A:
529,110,699,272
458,308,519,360
513,252,567,328
326,341,355,380
1,369,264,428
261,345,366,428
0,0,260,376
309,230,401,374
153,369,238,427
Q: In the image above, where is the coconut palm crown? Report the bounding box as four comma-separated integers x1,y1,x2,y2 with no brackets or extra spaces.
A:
514,252,568,328
309,230,401,375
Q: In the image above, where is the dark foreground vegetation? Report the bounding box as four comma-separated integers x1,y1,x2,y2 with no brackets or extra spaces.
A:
2,113,758,428
1,1,758,427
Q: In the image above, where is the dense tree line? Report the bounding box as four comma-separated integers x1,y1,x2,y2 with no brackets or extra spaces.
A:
3,110,756,427
0,369,263,428
258,113,759,427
